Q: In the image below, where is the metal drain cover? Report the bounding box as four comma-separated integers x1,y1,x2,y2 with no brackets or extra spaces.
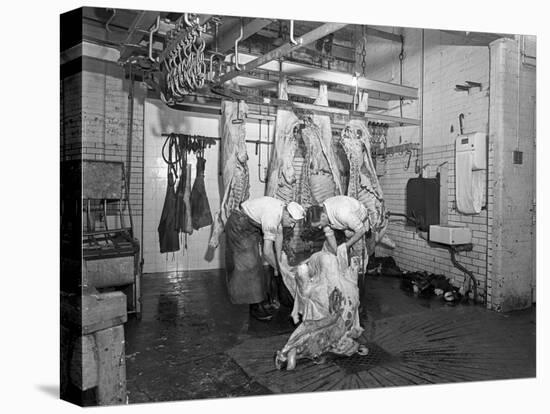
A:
330,342,398,374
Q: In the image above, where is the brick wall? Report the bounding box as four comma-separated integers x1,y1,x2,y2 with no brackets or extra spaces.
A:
376,143,493,301
61,72,82,161
61,56,146,254
368,28,493,305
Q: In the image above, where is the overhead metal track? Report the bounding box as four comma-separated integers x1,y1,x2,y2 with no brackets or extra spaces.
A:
234,75,390,110
230,52,418,100
217,22,348,84
118,11,161,62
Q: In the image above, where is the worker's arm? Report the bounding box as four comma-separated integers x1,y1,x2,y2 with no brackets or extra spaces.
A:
263,238,278,270
323,226,338,254
345,224,368,249
274,226,284,266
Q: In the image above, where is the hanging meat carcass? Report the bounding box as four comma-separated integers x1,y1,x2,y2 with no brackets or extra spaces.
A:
208,99,250,248
274,245,366,370
338,93,394,253
265,77,300,201
308,83,344,204
266,80,343,263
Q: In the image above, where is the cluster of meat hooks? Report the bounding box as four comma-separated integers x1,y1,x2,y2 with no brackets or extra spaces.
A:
160,15,207,104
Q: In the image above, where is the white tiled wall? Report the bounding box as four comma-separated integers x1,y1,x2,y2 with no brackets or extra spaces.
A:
142,100,273,273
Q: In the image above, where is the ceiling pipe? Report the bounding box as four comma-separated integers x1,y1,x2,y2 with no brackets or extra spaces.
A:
105,8,116,33
148,16,160,62
234,19,244,70
289,20,301,45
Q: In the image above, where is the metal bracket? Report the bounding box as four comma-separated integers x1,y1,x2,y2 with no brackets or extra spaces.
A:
455,81,482,92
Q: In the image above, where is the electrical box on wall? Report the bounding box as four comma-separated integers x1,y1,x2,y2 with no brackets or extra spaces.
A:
406,177,440,232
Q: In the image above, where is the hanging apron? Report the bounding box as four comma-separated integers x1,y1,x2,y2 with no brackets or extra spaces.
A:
224,209,268,304
157,170,180,253
190,156,213,230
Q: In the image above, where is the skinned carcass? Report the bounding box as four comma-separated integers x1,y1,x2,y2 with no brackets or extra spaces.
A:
265,78,300,200
275,245,365,370
338,93,394,253
208,99,250,248
308,83,343,204
266,81,343,263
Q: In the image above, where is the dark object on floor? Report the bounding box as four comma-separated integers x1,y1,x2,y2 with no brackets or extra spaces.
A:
400,271,462,302
157,171,179,253
367,255,402,277
190,156,213,230
250,302,274,321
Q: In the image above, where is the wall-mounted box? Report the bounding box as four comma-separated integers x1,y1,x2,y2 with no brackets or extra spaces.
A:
429,225,472,245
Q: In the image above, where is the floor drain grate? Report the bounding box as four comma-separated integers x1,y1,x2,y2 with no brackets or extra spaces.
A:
330,342,397,374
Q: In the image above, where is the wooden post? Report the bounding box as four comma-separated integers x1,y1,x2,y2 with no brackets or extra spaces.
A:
61,291,127,406
95,325,126,405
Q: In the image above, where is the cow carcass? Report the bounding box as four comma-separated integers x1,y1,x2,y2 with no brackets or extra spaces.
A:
208,99,250,249
275,245,365,370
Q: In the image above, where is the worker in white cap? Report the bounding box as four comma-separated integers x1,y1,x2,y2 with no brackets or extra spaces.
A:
224,196,305,321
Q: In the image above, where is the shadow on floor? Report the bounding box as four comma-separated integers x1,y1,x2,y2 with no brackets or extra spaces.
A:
124,270,535,404
36,384,59,399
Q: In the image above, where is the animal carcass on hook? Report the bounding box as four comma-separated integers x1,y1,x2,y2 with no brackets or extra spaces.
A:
208,99,250,249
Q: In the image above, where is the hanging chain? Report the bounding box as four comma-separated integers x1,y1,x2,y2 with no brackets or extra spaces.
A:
399,34,405,119
360,26,367,77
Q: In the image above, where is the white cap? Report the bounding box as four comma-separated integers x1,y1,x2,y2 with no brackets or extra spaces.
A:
286,201,305,220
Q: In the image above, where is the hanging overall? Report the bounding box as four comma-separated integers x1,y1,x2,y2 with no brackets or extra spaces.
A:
175,136,193,236
158,136,180,253
190,154,213,230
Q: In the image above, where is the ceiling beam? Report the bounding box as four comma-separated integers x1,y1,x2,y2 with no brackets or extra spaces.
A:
212,18,273,53
439,30,511,46
118,11,161,62
230,52,418,100
365,27,402,43
217,22,348,84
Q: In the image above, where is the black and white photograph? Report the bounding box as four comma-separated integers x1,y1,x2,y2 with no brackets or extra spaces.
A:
7,0,546,412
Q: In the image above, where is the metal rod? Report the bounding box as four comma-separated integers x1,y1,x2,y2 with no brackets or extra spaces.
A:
125,64,135,235
217,23,348,84
419,28,425,175
159,133,274,146
234,19,244,71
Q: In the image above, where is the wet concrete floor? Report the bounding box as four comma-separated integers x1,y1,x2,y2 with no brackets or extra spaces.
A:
124,270,535,403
